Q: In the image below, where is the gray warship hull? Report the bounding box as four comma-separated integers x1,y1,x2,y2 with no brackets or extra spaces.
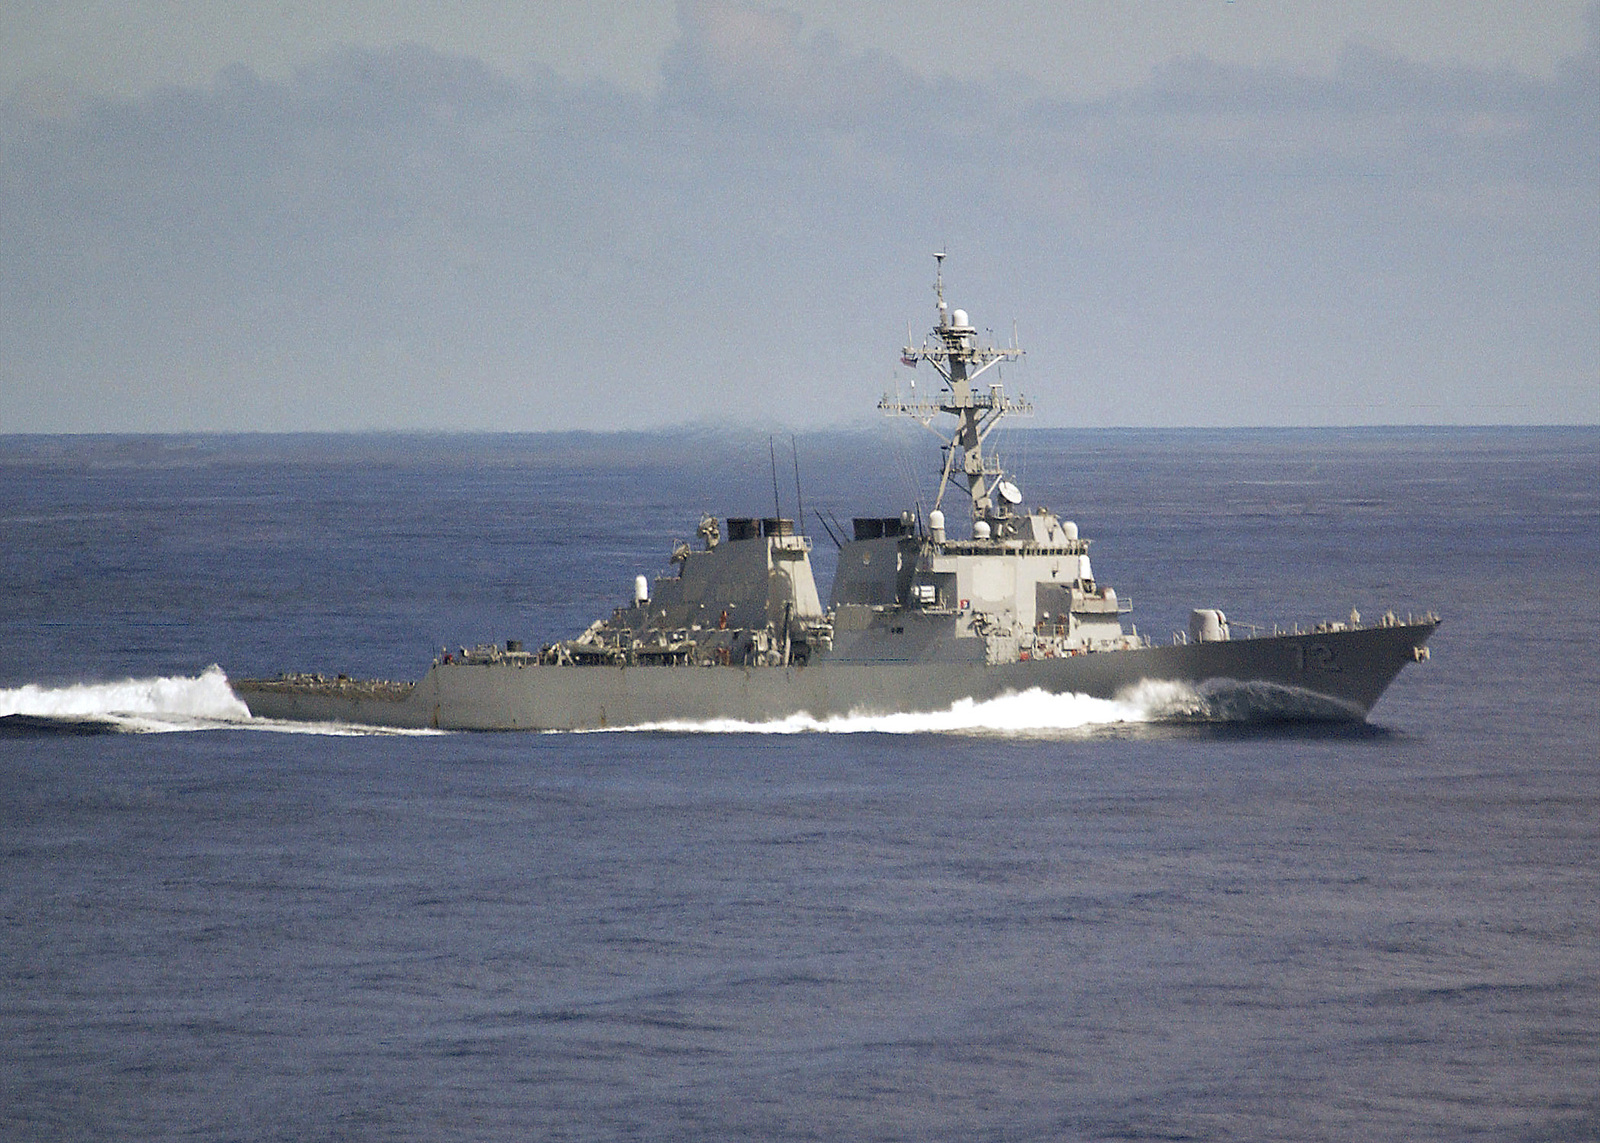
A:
232,619,1437,730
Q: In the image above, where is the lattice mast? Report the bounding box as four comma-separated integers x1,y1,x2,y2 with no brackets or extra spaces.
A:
879,254,1031,523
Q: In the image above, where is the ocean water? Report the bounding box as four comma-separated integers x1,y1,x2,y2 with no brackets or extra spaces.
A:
2,427,1597,1141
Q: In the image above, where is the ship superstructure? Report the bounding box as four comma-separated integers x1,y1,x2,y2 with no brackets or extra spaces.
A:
543,254,1139,675
551,514,832,670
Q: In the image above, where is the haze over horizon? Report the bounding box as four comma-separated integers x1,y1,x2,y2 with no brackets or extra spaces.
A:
4,1,1596,432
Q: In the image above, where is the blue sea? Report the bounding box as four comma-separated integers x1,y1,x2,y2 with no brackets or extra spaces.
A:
2,427,1597,1141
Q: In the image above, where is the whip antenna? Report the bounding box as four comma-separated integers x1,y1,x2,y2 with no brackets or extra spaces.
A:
769,436,782,520
791,436,805,537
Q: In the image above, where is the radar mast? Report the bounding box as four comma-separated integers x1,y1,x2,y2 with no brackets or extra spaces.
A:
880,254,1031,524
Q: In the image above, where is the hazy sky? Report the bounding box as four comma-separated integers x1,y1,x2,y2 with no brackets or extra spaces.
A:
6,1,1591,102
3,1,1596,430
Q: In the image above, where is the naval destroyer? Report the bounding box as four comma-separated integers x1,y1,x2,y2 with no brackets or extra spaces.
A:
233,259,1438,730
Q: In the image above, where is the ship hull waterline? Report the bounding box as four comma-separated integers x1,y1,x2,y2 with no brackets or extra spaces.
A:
232,621,1437,731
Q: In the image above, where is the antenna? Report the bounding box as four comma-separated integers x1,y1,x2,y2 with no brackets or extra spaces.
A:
769,436,782,520
824,509,851,546
791,436,805,537
814,510,843,549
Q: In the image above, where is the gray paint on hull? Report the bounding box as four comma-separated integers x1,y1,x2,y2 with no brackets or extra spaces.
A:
234,621,1437,731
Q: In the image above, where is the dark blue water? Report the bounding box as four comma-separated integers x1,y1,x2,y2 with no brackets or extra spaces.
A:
3,428,1597,1140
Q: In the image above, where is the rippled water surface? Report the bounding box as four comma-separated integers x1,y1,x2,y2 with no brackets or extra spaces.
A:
2,428,1597,1140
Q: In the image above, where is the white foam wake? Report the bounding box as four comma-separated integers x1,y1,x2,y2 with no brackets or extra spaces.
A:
0,665,250,732
0,666,442,735
614,680,1209,737
0,671,1355,737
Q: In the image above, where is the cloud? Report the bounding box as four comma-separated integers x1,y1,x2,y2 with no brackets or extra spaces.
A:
1,2,1595,431
664,0,946,130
